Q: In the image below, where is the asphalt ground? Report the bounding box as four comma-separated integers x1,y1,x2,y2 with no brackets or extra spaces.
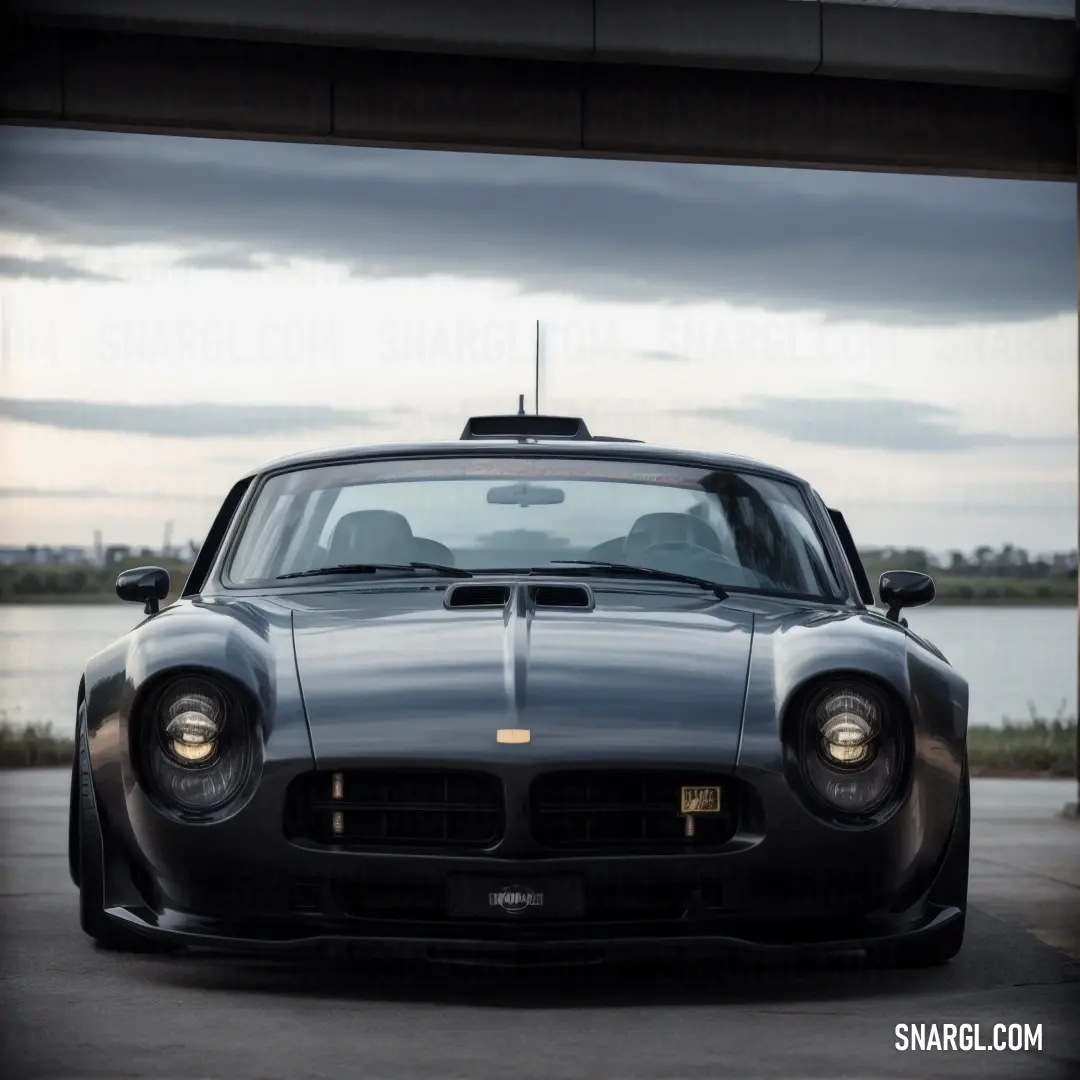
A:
1,770,1077,1080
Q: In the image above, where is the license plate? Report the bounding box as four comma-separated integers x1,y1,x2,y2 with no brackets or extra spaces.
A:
447,875,584,919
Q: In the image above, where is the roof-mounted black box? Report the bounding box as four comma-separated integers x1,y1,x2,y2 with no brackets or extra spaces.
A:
460,415,593,440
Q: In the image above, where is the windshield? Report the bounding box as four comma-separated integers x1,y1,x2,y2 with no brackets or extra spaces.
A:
225,455,846,601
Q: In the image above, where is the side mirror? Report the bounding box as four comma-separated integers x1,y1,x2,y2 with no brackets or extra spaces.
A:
878,570,935,623
116,566,171,615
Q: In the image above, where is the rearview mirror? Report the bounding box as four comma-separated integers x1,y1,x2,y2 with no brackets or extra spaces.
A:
116,566,171,615
486,482,565,507
879,570,935,623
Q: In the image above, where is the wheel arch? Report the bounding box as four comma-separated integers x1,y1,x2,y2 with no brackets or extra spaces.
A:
67,679,87,887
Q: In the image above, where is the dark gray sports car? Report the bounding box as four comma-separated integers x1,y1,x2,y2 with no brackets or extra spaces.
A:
70,412,969,967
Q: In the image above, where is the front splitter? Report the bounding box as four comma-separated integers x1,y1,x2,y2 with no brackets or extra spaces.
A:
104,903,962,966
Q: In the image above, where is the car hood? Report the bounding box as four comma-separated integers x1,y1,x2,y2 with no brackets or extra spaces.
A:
289,586,754,766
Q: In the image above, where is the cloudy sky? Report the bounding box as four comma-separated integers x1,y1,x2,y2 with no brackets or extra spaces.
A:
0,123,1075,555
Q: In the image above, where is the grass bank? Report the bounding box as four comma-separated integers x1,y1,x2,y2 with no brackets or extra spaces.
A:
0,560,192,605
0,722,74,768
921,578,1076,606
967,717,1077,778
859,564,1077,606
2,718,1075,776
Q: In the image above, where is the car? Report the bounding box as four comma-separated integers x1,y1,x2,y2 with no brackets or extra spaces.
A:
69,409,969,968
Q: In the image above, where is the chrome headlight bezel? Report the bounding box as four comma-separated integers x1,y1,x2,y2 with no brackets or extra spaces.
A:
793,677,908,822
136,671,258,817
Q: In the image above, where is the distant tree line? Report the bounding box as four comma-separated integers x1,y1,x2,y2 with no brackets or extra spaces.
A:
0,557,194,602
859,545,1078,581
0,544,1076,604
858,545,1077,605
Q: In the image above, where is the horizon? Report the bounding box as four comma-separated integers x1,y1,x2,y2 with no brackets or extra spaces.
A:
1,126,1075,553
4,536,1077,564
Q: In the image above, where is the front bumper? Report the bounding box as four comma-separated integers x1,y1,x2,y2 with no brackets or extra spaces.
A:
96,752,967,965
104,802,963,963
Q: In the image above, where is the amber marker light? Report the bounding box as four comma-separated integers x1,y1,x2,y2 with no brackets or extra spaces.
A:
497,729,531,744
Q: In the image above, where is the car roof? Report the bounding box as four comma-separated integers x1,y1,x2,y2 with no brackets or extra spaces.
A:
243,436,807,486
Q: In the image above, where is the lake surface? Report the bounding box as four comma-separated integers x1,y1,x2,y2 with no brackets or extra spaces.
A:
0,603,1074,736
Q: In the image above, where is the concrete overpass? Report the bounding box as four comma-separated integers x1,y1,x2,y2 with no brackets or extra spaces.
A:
0,0,1075,180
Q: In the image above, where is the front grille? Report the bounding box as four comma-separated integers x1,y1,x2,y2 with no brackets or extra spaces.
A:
299,769,505,849
530,770,737,851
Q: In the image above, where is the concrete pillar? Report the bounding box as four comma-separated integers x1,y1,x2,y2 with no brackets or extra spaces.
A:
1072,0,1079,817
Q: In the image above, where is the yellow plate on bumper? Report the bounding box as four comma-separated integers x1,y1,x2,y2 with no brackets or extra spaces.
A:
680,786,722,814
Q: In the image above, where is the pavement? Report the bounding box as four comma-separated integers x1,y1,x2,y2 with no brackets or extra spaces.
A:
1,769,1077,1080
968,780,1080,960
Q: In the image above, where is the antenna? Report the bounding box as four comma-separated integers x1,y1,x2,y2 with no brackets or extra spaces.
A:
534,319,540,415
517,393,525,416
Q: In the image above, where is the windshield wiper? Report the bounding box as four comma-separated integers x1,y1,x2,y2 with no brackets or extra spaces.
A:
278,561,472,580
546,560,727,599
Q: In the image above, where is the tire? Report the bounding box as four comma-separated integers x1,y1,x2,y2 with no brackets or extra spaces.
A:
74,702,171,953
872,755,970,969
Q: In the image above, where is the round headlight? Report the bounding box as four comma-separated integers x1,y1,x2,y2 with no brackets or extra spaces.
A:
163,688,223,764
801,681,900,816
141,674,253,813
818,692,878,768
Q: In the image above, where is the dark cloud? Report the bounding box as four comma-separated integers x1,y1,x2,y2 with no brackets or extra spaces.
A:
680,396,1075,452
173,250,266,272
0,254,117,283
0,486,220,501
0,127,1072,324
0,398,393,438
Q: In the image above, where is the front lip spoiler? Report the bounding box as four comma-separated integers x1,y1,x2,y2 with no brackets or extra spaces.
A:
105,904,962,964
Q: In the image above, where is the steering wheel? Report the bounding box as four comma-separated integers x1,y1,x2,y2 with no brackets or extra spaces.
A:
638,540,738,565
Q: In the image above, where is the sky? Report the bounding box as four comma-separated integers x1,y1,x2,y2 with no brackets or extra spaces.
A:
0,123,1075,556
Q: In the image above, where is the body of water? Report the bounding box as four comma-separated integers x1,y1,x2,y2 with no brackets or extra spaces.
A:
0,603,1074,737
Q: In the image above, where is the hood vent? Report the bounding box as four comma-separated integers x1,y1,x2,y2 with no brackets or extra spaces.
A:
529,584,594,610
443,582,594,610
444,583,512,609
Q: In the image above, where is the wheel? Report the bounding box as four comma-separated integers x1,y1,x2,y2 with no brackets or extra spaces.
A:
872,756,970,969
73,702,171,953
